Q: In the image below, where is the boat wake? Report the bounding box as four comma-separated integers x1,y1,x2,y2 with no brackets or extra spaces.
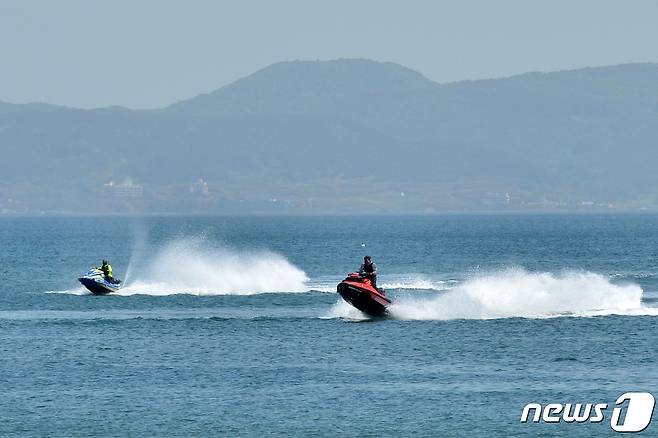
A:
45,287,90,296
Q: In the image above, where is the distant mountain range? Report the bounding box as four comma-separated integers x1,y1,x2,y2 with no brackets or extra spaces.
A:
2,59,658,213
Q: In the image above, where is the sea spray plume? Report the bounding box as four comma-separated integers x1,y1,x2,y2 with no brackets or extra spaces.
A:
123,221,149,284
119,238,309,295
388,269,645,320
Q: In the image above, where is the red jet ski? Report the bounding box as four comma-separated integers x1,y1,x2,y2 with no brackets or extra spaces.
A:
337,273,391,317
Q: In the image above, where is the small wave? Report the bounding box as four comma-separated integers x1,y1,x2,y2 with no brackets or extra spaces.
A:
310,276,455,294
610,271,657,279
381,278,456,291
45,287,90,296
0,310,316,322
305,284,338,293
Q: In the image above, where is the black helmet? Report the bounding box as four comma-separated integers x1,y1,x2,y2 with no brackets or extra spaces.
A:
364,255,371,262
102,259,108,265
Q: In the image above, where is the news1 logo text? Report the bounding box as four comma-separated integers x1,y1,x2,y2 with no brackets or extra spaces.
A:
521,392,655,433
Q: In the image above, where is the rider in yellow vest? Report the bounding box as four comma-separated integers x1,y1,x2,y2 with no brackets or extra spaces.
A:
99,259,114,283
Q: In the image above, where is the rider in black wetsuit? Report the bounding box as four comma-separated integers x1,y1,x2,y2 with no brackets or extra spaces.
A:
358,255,378,290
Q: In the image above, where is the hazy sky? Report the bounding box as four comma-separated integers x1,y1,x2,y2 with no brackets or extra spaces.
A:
1,0,657,109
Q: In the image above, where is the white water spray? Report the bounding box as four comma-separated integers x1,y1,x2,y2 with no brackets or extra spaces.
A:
123,222,148,284
388,269,648,320
119,238,309,296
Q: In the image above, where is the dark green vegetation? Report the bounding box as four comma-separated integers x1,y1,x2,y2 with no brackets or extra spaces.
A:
2,59,657,213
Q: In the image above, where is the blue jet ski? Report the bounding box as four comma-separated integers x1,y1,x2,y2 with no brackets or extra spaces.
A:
78,268,122,295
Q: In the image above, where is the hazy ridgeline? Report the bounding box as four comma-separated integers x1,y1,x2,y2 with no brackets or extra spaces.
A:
2,59,658,213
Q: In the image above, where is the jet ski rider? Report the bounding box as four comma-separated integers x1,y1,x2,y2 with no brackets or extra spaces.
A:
359,256,378,290
99,259,115,283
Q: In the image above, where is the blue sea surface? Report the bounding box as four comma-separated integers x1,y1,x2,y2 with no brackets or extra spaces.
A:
1,214,658,436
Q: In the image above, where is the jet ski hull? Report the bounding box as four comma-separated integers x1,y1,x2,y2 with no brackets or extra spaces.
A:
337,274,391,317
78,278,121,295
78,269,122,295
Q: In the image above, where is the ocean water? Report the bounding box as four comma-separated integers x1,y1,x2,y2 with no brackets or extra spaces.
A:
1,214,658,436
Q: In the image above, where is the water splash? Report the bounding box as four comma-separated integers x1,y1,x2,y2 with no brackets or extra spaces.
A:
388,269,651,320
118,238,309,296
123,221,149,284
